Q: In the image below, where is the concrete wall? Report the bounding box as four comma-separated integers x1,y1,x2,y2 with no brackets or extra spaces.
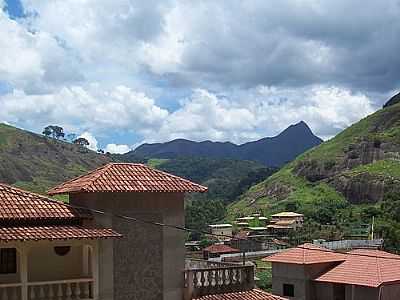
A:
70,191,186,300
28,245,83,282
271,262,339,300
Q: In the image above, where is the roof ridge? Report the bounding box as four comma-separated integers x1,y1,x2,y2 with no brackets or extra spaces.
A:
143,163,205,187
0,182,67,207
47,163,112,194
376,255,382,285
83,163,115,192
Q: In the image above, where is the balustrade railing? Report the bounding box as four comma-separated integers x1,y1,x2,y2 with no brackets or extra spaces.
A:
184,264,254,300
0,278,94,300
0,283,21,300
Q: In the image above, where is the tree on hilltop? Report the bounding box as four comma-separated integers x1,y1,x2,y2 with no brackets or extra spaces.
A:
42,125,65,139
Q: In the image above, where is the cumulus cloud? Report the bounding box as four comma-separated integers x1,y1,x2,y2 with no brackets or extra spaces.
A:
105,144,131,154
0,7,83,93
143,86,374,143
0,0,397,146
0,84,168,135
78,131,98,151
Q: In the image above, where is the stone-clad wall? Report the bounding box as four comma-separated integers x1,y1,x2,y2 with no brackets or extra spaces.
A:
70,192,185,300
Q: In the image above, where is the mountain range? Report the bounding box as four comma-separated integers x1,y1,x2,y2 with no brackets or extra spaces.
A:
226,93,400,248
131,121,323,167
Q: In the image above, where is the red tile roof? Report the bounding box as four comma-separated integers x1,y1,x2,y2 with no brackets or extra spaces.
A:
204,244,240,254
263,243,347,265
315,249,400,287
48,163,208,195
0,183,88,221
193,289,288,300
0,226,122,242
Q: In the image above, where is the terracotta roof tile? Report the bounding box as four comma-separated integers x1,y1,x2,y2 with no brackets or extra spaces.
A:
48,163,208,195
193,289,288,300
0,226,122,242
315,249,400,287
204,244,240,254
0,183,89,221
263,243,347,265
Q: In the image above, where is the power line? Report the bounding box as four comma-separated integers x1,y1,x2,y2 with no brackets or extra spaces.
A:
45,197,400,262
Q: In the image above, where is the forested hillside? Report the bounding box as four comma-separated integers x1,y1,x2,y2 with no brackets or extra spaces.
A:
229,94,400,250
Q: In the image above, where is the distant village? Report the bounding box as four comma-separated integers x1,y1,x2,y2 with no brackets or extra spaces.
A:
0,162,397,300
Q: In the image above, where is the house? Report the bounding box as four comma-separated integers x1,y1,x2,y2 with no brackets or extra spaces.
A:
0,183,122,300
264,243,346,300
263,244,400,300
267,212,304,235
208,224,233,241
47,162,208,300
236,214,269,229
315,249,400,300
203,244,240,259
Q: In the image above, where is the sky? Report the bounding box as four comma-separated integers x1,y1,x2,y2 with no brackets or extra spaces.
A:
0,0,399,153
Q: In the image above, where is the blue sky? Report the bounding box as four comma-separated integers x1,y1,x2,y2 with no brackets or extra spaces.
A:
1,0,399,153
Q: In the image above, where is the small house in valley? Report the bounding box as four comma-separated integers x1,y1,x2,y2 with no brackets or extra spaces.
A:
267,212,304,235
208,224,233,241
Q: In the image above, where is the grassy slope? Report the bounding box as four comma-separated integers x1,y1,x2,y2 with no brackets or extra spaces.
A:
0,123,111,194
228,101,400,219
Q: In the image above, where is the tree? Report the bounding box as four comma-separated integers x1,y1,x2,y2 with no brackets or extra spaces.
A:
42,125,65,139
97,149,105,154
73,137,90,147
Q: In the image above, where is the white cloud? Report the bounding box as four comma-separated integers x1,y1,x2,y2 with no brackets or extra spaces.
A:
0,8,83,93
105,144,131,154
78,131,98,151
0,84,169,135
141,85,374,144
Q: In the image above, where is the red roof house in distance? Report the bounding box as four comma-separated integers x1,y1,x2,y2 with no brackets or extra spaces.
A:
48,162,207,300
264,243,400,300
0,183,121,300
203,244,240,259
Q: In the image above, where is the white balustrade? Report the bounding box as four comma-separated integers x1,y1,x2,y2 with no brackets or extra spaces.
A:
0,284,21,300
27,278,94,300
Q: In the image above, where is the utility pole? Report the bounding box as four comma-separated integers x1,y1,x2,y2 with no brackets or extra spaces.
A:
371,216,375,240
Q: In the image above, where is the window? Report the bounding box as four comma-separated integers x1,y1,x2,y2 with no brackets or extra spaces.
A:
0,248,17,274
283,283,294,297
54,246,71,256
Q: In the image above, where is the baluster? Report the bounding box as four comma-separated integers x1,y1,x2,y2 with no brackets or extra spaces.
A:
229,268,235,285
11,287,18,300
200,270,206,288
222,269,227,286
2,288,9,300
193,272,199,288
48,285,54,300
65,283,72,300
74,283,81,299
57,284,63,300
82,282,90,299
30,286,36,300
211,270,216,287
39,286,45,300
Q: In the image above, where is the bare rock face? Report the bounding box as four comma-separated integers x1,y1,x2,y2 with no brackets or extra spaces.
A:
329,173,386,204
293,139,400,203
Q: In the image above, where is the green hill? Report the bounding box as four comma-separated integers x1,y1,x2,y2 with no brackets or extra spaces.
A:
0,123,111,194
228,96,400,249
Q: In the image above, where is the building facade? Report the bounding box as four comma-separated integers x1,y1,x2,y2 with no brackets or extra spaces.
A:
48,163,208,300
